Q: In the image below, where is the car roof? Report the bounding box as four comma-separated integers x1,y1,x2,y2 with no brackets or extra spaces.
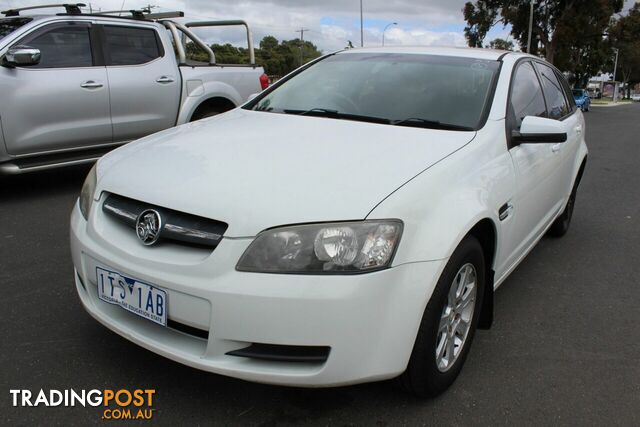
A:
338,46,529,61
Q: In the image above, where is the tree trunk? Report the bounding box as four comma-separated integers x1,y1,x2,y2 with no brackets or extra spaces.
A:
546,34,557,64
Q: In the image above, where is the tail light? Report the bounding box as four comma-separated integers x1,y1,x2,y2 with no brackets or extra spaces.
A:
259,73,270,90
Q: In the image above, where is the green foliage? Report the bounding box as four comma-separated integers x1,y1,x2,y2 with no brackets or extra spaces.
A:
608,3,640,90
463,1,501,48
553,1,622,87
185,35,322,77
487,38,514,50
462,0,622,64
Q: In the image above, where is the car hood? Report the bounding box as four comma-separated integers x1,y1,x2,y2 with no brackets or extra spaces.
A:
97,109,476,237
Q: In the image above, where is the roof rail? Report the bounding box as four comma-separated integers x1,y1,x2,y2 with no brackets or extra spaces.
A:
145,11,185,20
1,3,85,17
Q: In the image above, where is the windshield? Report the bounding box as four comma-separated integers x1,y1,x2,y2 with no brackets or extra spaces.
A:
572,89,583,97
0,18,32,41
248,52,500,130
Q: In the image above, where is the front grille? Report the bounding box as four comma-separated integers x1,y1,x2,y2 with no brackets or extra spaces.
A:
102,193,228,248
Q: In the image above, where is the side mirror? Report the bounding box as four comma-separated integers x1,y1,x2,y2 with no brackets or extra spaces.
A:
247,93,260,101
3,45,41,67
512,116,567,144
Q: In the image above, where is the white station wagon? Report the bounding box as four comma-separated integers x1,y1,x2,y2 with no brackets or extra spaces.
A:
71,47,587,396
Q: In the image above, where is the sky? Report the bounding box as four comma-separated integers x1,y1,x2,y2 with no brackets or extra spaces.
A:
1,0,637,52
0,0,511,51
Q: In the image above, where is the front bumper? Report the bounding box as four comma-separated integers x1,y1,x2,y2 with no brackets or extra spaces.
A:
70,201,446,387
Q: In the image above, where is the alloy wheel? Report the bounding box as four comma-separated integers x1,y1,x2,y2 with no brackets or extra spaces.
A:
435,263,477,372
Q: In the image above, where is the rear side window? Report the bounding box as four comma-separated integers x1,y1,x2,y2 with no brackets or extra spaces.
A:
535,62,570,119
24,24,93,68
557,71,577,110
509,62,547,128
103,26,161,66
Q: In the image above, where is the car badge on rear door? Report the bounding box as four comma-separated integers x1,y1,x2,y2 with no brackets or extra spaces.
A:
136,209,162,246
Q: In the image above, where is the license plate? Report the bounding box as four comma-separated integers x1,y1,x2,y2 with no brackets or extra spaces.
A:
96,267,167,326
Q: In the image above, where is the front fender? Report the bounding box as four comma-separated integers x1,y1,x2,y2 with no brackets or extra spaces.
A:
369,120,515,268
177,80,243,124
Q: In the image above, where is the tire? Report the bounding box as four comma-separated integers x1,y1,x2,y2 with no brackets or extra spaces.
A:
547,182,578,237
398,235,485,397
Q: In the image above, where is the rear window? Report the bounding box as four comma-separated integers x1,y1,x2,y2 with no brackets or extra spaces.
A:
0,17,32,41
103,25,161,66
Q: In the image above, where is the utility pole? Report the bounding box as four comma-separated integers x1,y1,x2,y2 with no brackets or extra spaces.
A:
612,48,619,82
360,0,364,47
612,47,620,102
526,0,534,53
296,28,310,66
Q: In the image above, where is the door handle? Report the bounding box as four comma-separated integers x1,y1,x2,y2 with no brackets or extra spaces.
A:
575,125,582,135
156,76,175,84
80,80,103,89
551,143,562,153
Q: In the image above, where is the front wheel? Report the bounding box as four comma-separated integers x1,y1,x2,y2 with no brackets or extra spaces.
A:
398,236,485,397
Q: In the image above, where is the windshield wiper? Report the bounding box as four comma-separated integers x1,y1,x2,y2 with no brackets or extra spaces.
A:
298,108,340,117
282,108,390,125
391,117,473,131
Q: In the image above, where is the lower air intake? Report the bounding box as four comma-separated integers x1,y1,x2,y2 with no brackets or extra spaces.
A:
226,343,330,363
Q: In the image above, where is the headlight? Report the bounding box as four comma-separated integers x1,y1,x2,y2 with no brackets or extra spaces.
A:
236,220,402,273
79,164,97,221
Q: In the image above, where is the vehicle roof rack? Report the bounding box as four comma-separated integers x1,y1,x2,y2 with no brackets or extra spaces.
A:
2,3,85,17
95,10,184,20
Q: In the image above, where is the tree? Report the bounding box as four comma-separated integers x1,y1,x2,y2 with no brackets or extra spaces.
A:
256,37,322,76
259,35,279,51
608,3,640,96
463,1,500,48
463,0,622,64
184,36,322,77
553,3,617,88
487,37,514,50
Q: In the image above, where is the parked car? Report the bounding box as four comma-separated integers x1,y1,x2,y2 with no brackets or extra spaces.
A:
631,93,640,102
572,88,590,111
0,4,267,174
71,46,587,397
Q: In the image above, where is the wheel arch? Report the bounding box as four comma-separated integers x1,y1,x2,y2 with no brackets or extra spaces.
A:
189,96,237,122
574,155,587,188
176,80,244,124
465,218,497,329
0,115,8,163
